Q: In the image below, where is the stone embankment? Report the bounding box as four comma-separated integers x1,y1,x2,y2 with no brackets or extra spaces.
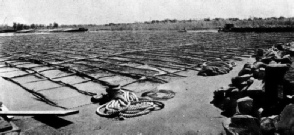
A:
212,42,294,135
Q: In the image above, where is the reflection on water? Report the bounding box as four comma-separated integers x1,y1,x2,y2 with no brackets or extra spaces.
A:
187,29,219,33
0,33,15,37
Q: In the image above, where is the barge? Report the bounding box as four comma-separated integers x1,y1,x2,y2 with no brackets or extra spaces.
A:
219,24,294,32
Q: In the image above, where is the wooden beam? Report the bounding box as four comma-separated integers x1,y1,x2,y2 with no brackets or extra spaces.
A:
0,110,79,116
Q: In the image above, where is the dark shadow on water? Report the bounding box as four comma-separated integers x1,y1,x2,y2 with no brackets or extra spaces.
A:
33,115,73,129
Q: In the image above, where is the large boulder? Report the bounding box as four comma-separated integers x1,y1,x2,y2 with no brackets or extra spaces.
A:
211,86,239,114
276,104,294,135
284,42,294,55
223,115,261,135
260,115,279,135
231,75,253,90
223,88,243,116
246,79,264,91
236,96,253,115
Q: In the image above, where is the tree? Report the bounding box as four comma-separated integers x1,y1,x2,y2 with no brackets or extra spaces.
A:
23,24,30,29
151,20,159,24
228,18,239,21
204,18,210,21
30,24,36,29
16,23,23,30
13,22,17,30
170,19,177,23
279,16,285,20
53,22,58,28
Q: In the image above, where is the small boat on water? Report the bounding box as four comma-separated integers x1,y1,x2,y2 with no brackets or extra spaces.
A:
178,28,187,33
62,28,88,32
49,27,88,33
64,28,88,32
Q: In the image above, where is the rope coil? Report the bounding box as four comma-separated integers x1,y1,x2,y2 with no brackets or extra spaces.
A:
96,89,164,119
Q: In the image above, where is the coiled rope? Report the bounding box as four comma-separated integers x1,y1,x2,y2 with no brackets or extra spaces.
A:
96,89,164,119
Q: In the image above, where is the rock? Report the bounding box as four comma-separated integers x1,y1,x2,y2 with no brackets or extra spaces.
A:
211,86,237,112
260,115,279,135
213,90,225,102
276,104,294,135
223,115,262,135
238,63,253,76
284,42,294,55
214,86,236,99
236,96,253,115
231,75,253,90
218,88,242,116
228,88,242,99
256,49,264,57
247,79,264,91
223,97,236,114
223,88,241,112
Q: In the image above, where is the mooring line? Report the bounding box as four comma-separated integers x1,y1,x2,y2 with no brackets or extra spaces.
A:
1,76,66,109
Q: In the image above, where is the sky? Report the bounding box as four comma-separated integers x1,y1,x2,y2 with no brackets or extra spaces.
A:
1,0,294,26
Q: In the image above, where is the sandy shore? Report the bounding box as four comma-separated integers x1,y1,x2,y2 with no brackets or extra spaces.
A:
1,57,254,135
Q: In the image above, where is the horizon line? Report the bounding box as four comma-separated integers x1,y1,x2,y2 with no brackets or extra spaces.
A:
1,16,294,27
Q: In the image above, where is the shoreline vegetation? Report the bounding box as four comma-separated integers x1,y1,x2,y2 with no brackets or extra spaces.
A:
1,17,294,32
93,17,294,31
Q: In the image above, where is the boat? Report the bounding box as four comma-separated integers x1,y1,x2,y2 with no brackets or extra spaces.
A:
0,29,16,33
62,28,88,32
49,28,88,33
178,28,187,33
219,24,294,32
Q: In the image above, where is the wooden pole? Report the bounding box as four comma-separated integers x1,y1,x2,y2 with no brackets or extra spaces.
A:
0,110,79,116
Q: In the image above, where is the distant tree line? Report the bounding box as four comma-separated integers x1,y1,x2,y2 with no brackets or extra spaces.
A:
97,16,294,31
3,16,294,31
12,22,59,30
102,16,291,26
